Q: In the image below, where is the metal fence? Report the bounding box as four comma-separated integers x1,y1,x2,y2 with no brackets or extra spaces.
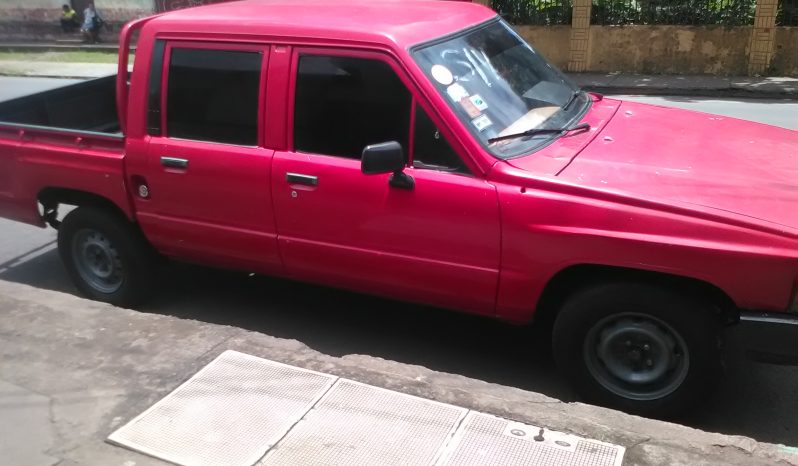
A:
491,0,573,25
591,0,756,26
779,0,798,25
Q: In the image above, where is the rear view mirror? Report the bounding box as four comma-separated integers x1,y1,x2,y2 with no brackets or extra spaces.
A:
361,141,414,190
361,141,405,175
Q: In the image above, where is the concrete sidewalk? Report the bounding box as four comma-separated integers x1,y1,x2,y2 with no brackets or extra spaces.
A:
0,58,796,99
0,60,118,79
0,278,796,466
570,73,798,99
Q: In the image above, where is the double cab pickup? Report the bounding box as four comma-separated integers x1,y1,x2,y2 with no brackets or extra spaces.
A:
0,0,796,416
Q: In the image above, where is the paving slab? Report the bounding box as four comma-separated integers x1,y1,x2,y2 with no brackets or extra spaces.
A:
0,279,796,466
0,380,59,466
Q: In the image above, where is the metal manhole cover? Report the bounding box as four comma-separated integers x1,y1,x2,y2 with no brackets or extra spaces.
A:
258,379,467,466
436,412,625,466
107,350,336,466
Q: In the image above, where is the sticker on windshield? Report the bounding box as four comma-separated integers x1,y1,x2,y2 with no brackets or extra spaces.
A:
469,94,488,111
446,83,469,102
431,65,454,86
459,97,481,118
471,114,492,132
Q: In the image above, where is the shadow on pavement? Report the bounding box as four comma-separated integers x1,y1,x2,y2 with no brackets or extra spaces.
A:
1,247,796,446
0,248,565,397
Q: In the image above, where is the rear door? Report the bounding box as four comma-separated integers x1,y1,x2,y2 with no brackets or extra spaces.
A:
270,49,501,315
133,41,282,272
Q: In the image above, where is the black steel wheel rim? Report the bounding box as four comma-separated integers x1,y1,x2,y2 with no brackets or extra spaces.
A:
584,312,690,401
72,228,124,294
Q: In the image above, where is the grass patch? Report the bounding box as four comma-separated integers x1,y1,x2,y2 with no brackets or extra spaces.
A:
0,51,122,64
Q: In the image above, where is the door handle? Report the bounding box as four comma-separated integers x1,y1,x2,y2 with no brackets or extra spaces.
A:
286,172,318,186
161,156,189,169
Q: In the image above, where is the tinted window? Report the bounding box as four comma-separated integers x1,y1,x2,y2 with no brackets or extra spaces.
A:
167,48,261,145
413,105,468,173
294,56,411,159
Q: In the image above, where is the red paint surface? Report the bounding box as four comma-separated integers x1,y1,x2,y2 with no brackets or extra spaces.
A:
155,0,233,13
0,0,796,322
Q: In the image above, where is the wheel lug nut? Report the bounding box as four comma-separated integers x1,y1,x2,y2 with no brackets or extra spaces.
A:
646,359,653,367
643,344,650,351
625,340,632,347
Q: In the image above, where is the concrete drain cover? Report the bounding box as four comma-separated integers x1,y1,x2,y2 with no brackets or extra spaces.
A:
258,379,467,466
436,412,625,466
107,350,336,466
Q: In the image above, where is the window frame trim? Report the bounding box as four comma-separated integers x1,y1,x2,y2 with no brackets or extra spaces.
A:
160,40,270,148
287,46,472,174
410,97,472,175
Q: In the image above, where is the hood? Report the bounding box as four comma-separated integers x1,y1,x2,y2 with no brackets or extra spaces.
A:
555,100,798,230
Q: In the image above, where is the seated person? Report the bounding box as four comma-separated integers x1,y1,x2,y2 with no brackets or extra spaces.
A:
60,4,79,33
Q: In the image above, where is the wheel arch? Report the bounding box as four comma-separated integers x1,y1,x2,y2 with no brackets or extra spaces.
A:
38,187,133,228
533,264,739,329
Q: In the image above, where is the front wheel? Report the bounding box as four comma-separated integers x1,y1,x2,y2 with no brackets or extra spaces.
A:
58,206,158,307
552,282,723,418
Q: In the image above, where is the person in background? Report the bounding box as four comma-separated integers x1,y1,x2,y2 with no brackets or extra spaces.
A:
80,2,104,44
60,4,79,33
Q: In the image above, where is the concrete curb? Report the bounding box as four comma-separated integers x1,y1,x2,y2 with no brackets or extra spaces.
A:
0,71,115,79
0,43,130,53
0,278,796,466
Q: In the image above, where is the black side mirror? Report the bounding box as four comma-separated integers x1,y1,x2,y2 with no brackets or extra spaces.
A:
361,141,414,189
361,141,405,174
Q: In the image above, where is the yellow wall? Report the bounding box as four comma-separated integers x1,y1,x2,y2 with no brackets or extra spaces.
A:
515,25,571,70
516,25,798,76
773,27,798,76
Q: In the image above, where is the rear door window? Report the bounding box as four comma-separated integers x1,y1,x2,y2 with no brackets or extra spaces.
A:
166,48,262,146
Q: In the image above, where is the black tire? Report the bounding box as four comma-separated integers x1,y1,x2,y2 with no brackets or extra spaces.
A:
552,282,723,418
58,206,158,307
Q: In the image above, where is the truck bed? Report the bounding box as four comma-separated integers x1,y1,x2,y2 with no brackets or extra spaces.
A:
0,75,129,229
0,75,120,134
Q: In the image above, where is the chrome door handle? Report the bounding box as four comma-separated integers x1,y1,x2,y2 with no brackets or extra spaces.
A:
286,172,318,186
161,156,189,169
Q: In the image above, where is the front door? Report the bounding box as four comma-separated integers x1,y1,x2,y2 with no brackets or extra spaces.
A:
271,49,501,315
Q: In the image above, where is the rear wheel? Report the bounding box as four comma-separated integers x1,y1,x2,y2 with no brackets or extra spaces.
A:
552,282,723,417
58,206,158,307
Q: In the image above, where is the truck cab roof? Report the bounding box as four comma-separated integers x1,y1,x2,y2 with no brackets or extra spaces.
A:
145,0,495,50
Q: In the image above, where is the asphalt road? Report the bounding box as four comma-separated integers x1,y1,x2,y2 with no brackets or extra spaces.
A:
0,77,796,446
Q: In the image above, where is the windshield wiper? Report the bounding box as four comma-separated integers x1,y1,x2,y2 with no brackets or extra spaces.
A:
561,89,585,112
488,122,591,144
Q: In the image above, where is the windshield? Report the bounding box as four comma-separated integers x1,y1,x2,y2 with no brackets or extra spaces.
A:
412,20,589,159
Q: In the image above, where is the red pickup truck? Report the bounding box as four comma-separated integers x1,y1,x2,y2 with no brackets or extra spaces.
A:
1,0,796,417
